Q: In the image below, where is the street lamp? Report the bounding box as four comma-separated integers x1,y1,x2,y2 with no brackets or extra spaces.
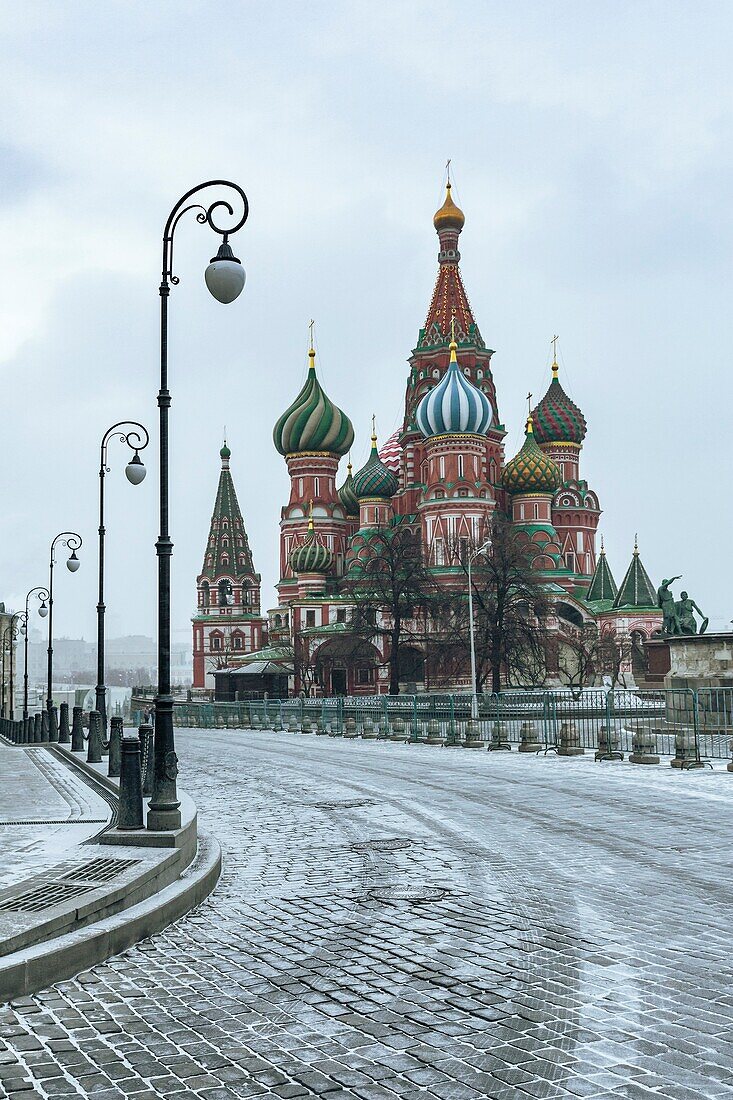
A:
47,532,82,737
467,539,491,720
96,422,149,732
23,587,49,720
149,181,248,833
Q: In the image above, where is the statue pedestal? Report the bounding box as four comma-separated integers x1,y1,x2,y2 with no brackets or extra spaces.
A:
645,633,733,692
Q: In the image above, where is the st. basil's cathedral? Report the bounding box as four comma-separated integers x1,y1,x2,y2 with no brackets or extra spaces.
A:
192,181,662,694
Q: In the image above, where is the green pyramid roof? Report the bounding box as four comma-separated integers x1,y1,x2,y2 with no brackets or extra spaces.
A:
612,543,656,610
586,546,618,604
200,444,256,581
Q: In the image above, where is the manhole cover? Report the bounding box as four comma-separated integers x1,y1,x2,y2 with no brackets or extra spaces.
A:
353,839,412,852
315,798,374,810
360,885,448,905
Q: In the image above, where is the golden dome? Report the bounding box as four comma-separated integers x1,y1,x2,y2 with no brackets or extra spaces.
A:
433,182,465,232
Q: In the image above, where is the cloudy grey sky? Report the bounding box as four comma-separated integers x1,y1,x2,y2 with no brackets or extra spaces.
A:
1,0,731,646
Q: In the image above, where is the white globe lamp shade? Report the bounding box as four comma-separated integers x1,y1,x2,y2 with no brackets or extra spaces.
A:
38,602,48,618
205,240,245,304
125,453,147,485
67,551,80,573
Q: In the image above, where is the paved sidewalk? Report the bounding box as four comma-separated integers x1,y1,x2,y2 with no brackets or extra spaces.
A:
0,744,111,892
1,732,732,1099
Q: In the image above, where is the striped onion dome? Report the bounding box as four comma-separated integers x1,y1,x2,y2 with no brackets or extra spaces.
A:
379,430,402,473
337,462,359,517
415,339,493,438
352,433,399,500
502,416,563,495
532,360,587,445
289,515,333,574
273,347,355,457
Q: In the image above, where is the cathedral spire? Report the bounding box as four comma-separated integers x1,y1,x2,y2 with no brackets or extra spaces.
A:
200,441,255,580
613,538,657,609
586,537,618,605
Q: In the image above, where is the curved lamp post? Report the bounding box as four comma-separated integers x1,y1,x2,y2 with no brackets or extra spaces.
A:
23,587,49,720
97,422,149,732
148,182,248,831
47,532,82,724
149,181,248,833
467,539,491,720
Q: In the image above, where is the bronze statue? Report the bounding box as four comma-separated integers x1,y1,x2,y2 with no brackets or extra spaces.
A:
675,591,707,635
657,576,681,635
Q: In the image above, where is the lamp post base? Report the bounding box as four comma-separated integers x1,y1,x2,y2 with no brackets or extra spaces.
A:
147,806,182,831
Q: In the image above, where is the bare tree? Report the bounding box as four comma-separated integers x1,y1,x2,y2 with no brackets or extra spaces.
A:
447,515,551,694
342,522,437,696
557,623,634,695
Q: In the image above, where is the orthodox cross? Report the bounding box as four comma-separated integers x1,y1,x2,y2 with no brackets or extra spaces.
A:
526,391,533,415
551,334,559,360
308,318,315,349
446,158,451,184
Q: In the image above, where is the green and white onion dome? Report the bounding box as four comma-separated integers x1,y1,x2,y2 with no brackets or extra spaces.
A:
337,461,359,516
415,338,493,437
502,416,563,495
273,346,355,457
352,432,399,499
289,517,334,574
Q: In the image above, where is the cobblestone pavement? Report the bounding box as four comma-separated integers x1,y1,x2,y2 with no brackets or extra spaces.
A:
1,731,732,1100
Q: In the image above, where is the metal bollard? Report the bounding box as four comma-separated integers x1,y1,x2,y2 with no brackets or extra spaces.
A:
41,710,49,742
71,706,84,752
58,702,70,745
33,713,41,742
48,706,59,743
139,724,154,797
87,710,103,764
118,735,144,830
108,716,123,778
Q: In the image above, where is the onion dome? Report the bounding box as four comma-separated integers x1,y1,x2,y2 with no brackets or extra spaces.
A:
532,359,587,446
379,430,402,473
220,441,231,460
273,346,355,457
289,510,333,575
502,416,563,495
337,461,359,517
352,430,399,500
415,337,493,437
433,182,465,232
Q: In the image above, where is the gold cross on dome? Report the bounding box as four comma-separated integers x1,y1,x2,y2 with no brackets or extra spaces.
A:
551,334,559,359
450,316,456,342
308,318,315,350
526,391,533,415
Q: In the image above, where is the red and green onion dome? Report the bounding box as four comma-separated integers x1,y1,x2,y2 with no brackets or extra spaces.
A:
531,361,587,446
338,461,359,517
502,416,563,495
273,347,355,457
289,520,333,574
352,433,399,500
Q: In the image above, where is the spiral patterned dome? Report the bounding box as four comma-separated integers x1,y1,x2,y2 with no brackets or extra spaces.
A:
502,417,563,495
273,347,355,457
415,339,493,438
353,434,399,500
531,361,587,445
289,518,333,574
337,462,359,516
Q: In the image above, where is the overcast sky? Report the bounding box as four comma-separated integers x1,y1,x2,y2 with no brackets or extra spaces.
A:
1,0,731,647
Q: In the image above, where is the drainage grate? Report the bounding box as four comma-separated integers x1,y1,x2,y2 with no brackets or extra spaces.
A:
60,857,140,882
0,881,98,913
353,839,412,852
315,798,374,810
359,884,449,905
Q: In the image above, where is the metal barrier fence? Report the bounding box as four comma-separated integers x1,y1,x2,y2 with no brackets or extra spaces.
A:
125,687,733,762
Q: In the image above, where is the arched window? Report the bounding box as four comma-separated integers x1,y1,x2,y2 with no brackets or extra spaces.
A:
210,633,222,651
201,582,210,608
